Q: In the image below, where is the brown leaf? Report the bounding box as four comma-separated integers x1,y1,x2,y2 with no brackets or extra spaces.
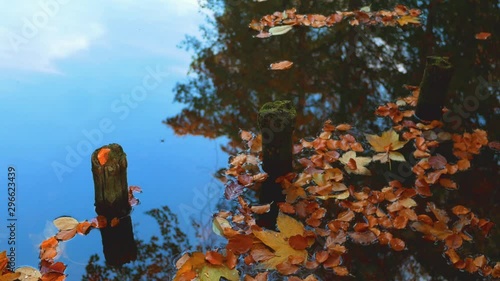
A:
205,251,224,265
55,228,77,241
227,234,254,254
251,204,271,214
288,235,308,250
349,231,377,245
428,154,447,169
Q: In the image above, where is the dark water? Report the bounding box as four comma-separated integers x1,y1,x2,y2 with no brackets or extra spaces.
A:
160,1,499,280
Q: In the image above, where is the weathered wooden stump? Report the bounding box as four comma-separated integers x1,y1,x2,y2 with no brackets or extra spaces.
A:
257,100,296,228
91,143,137,266
415,56,454,121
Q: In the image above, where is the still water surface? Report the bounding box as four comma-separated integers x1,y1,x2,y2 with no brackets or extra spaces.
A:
1,0,499,280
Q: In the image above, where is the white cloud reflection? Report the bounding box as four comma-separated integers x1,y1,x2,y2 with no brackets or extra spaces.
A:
0,0,201,74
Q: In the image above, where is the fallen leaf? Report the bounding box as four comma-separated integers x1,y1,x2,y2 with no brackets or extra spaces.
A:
269,25,293,36
475,32,491,40
252,213,307,269
270,60,294,70
53,217,78,231
97,148,111,165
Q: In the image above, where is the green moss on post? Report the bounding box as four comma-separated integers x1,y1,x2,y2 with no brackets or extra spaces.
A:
415,56,454,121
257,100,296,228
91,143,137,266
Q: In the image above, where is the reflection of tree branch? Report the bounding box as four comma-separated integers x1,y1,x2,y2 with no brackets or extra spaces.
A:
82,206,190,281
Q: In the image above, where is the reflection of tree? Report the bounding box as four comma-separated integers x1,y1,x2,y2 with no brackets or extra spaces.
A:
82,206,190,281
164,0,499,147
159,0,498,280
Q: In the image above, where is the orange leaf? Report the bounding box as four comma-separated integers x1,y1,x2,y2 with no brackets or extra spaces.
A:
97,148,111,165
249,247,274,262
251,204,271,214
40,272,66,281
378,232,393,245
40,237,58,250
225,250,237,269
76,221,92,235
439,178,457,189
315,251,329,263
445,233,463,249
270,60,293,70
389,237,406,251
278,202,295,214
333,266,349,276
40,247,58,261
415,178,432,197
451,205,470,216
445,248,461,264
475,32,491,40
335,124,352,131
276,261,299,275
205,251,224,265
457,159,470,171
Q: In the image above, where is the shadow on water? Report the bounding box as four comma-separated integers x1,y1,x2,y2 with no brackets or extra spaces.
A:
83,0,499,280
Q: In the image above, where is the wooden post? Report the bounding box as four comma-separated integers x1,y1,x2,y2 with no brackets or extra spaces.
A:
257,100,296,228
91,143,137,266
415,56,454,121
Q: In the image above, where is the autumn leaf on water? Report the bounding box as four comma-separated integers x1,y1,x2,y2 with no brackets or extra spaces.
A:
270,60,293,70
339,151,371,175
174,252,239,281
53,217,79,231
365,130,408,164
14,266,42,281
252,213,308,273
475,32,491,40
97,148,111,165
268,25,293,36
397,15,420,26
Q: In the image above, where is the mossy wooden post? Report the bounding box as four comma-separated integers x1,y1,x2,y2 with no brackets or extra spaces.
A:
91,143,137,266
415,56,454,121
257,100,296,228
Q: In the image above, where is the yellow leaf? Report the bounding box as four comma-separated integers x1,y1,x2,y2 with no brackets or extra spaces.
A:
199,264,239,281
316,190,350,200
212,216,231,237
277,212,305,238
339,151,372,175
53,216,79,231
252,213,307,270
389,151,406,162
365,130,407,152
397,15,420,26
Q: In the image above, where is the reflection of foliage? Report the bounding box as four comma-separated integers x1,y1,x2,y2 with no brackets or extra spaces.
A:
173,85,500,280
165,0,499,153
82,206,190,281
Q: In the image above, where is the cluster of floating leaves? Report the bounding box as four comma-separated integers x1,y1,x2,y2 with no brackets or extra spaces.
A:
249,5,422,40
173,86,499,280
0,186,142,281
251,5,422,71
